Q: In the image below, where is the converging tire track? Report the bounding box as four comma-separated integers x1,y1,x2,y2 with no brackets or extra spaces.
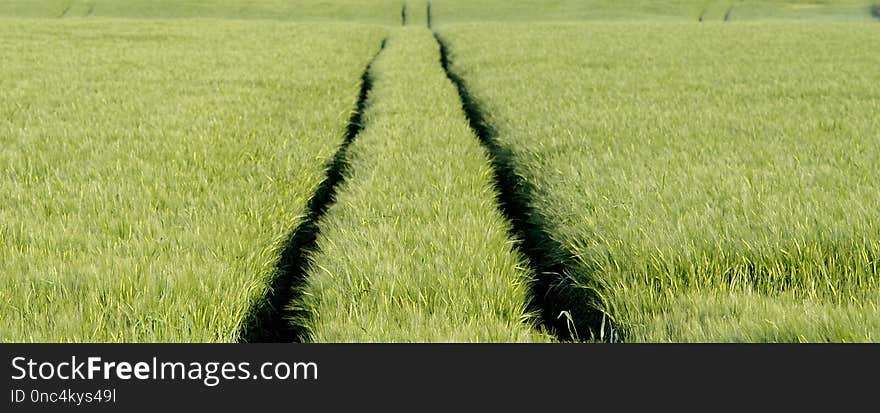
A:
238,39,387,343
246,2,611,342
427,1,433,28
58,0,73,18
289,28,547,342
723,5,735,21
432,31,614,341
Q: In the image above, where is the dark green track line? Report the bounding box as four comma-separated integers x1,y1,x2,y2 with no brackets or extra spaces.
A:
432,30,615,342
238,38,387,343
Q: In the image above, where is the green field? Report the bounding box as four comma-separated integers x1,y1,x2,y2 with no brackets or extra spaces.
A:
0,18,386,341
0,0,401,22
439,22,880,342
429,0,876,22
1,0,878,342
297,28,548,342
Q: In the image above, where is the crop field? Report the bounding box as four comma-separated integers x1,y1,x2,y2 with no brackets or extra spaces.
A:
296,28,549,342
0,18,386,341
439,22,880,342
1,0,879,342
0,0,401,22
429,0,877,22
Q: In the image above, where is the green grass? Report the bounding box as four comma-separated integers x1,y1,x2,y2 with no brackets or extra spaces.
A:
429,0,876,23
730,1,876,21
440,22,880,342
0,0,403,22
294,27,549,342
404,0,429,26
0,19,386,341
3,0,879,343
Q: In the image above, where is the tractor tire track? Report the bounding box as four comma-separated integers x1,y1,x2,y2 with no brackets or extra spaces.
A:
427,1,433,29
723,5,735,21
58,0,73,18
238,39,387,343
432,30,614,342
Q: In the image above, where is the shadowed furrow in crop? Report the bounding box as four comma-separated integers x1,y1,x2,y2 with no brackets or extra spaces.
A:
724,4,735,21
433,32,614,342
294,28,548,343
238,39,386,343
0,21,387,342
438,24,880,342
